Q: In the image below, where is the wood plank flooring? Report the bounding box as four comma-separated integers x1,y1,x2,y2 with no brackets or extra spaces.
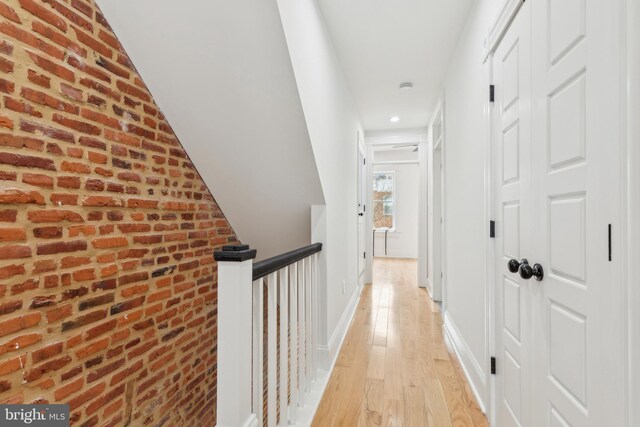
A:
312,258,489,427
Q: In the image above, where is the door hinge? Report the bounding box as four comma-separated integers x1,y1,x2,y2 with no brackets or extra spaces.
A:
491,357,496,375
490,85,495,103
363,158,366,165
608,224,612,261
363,252,366,259
490,220,495,238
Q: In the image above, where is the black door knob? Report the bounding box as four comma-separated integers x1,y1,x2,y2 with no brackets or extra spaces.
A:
531,263,544,281
519,262,533,280
358,212,364,217
507,259,521,273
507,258,528,273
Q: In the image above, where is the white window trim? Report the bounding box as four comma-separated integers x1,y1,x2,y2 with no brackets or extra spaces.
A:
373,171,396,231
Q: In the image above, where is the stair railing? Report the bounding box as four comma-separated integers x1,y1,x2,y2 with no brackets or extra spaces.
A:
215,243,322,427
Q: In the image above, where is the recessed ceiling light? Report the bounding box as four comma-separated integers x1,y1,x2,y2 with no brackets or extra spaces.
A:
390,116,400,123
399,82,413,91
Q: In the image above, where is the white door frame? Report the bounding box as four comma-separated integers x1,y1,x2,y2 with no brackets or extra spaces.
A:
364,130,429,286
627,0,640,423
429,104,446,303
357,132,367,286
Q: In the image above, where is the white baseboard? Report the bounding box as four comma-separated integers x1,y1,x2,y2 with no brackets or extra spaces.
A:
373,251,417,259
443,312,488,413
289,283,363,427
318,283,363,370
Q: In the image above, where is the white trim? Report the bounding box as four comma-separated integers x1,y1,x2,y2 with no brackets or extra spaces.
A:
627,0,640,423
443,312,487,413
372,160,419,166
482,0,524,63
218,414,259,427
485,51,497,427
428,99,446,302
317,283,363,369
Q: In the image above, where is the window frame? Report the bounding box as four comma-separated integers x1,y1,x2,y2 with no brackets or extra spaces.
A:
372,171,396,231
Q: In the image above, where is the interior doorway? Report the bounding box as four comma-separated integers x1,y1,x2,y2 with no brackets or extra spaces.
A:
371,144,420,263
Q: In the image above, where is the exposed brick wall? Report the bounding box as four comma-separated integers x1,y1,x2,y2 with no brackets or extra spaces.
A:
0,0,238,425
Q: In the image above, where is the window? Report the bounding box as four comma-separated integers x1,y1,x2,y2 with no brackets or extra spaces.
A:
373,172,395,229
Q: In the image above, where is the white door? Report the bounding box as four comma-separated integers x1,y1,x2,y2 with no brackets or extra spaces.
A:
493,1,625,426
492,3,532,425
529,0,625,425
358,143,366,286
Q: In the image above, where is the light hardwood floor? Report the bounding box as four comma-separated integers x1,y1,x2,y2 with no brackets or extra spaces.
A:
312,258,489,427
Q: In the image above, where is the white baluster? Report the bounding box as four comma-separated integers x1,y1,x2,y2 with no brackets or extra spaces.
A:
253,278,264,424
305,257,311,391
278,267,289,426
297,260,306,405
267,272,278,427
289,263,298,423
312,253,318,381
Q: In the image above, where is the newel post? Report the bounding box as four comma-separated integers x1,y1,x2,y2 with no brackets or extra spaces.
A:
214,245,258,427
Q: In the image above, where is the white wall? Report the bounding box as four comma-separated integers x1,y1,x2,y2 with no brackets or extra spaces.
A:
372,155,419,259
436,0,508,410
97,0,325,261
374,149,419,163
277,0,363,367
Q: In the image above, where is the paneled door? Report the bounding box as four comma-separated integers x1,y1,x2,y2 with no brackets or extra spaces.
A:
493,0,625,426
529,0,625,425
492,2,532,426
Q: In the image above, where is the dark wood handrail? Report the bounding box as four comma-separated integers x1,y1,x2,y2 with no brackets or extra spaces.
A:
252,243,322,281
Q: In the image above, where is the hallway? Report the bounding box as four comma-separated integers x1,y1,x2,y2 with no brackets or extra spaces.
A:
312,259,488,426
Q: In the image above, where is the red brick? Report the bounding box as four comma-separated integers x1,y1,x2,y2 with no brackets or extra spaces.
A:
0,152,55,171
19,0,67,31
27,69,51,88
37,240,86,255
21,87,79,114
46,304,72,323
54,376,83,401
0,189,45,205
0,245,31,260
0,264,25,279
27,210,84,223
32,342,63,363
0,334,41,356
0,355,27,376
0,300,22,316
0,227,26,242
23,173,53,188
91,237,127,249
33,226,62,238
41,0,93,32
53,114,101,135
0,2,21,23
50,193,78,205
26,51,74,82
0,313,41,338
31,21,86,58
0,116,14,130
74,337,108,360
24,355,71,382
68,382,105,411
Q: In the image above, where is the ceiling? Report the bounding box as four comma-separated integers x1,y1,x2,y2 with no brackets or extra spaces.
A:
317,0,474,131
